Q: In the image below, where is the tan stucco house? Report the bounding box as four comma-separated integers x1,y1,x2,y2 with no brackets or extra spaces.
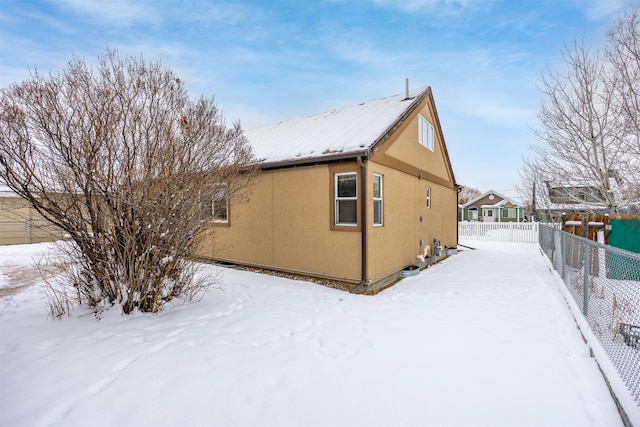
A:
196,86,458,292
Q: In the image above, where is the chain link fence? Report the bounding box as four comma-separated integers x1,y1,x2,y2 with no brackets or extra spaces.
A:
539,224,640,407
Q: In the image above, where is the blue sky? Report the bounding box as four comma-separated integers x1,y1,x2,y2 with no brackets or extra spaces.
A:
1,0,637,200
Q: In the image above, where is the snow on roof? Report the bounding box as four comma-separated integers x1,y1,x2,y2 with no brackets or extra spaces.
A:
463,189,524,209
244,86,428,165
482,199,520,208
546,203,609,212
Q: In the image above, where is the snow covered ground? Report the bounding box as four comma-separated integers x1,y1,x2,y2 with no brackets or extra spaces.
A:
0,240,630,427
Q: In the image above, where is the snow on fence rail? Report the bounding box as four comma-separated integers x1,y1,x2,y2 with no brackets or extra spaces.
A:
458,221,539,242
539,224,640,411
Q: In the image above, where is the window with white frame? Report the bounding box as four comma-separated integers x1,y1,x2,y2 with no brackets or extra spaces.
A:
335,172,357,225
212,185,229,222
426,187,431,209
469,207,478,220
200,184,228,223
373,173,383,226
418,114,435,151
502,208,516,218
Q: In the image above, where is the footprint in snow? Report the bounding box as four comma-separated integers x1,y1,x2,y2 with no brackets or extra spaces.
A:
34,339,62,350
89,375,117,395
40,399,75,426
112,355,139,372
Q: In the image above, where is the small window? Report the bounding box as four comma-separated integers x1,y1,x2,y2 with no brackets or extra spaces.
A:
469,207,478,220
335,172,357,226
212,186,229,222
200,184,228,223
373,173,383,226
418,114,435,151
426,187,431,209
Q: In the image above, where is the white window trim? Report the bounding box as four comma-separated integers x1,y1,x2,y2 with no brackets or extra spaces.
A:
373,173,383,227
502,208,516,219
335,172,358,226
212,186,229,223
468,207,478,220
199,184,229,223
426,187,431,209
418,114,435,152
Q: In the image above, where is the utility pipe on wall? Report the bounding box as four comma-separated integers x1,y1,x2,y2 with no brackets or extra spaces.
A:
351,156,368,293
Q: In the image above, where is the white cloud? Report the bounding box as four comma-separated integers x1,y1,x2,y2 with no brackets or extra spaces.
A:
327,37,404,68
366,0,495,16
582,0,632,21
53,0,161,26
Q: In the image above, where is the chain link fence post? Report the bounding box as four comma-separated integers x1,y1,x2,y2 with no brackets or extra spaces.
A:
582,241,589,316
560,229,566,282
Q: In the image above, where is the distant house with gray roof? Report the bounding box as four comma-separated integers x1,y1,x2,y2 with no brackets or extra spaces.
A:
459,190,524,222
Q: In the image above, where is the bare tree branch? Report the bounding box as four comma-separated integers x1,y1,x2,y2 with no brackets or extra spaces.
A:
458,185,482,204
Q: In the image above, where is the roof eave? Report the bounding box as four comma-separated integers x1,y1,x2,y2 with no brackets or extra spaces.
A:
259,150,370,170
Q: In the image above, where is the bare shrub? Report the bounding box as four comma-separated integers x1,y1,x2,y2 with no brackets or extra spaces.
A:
0,49,257,316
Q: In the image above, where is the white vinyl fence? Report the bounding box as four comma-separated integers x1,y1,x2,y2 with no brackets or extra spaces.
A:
458,221,539,243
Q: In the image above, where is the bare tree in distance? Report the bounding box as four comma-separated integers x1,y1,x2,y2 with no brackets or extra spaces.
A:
521,7,640,215
0,50,258,316
606,6,640,209
458,185,482,205
518,165,554,221
607,5,640,156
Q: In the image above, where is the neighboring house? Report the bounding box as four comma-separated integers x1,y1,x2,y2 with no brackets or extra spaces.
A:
459,190,524,222
548,185,606,205
196,86,458,292
538,184,609,222
534,180,639,222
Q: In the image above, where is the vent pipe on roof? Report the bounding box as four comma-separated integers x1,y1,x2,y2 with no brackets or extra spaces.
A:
404,78,410,100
